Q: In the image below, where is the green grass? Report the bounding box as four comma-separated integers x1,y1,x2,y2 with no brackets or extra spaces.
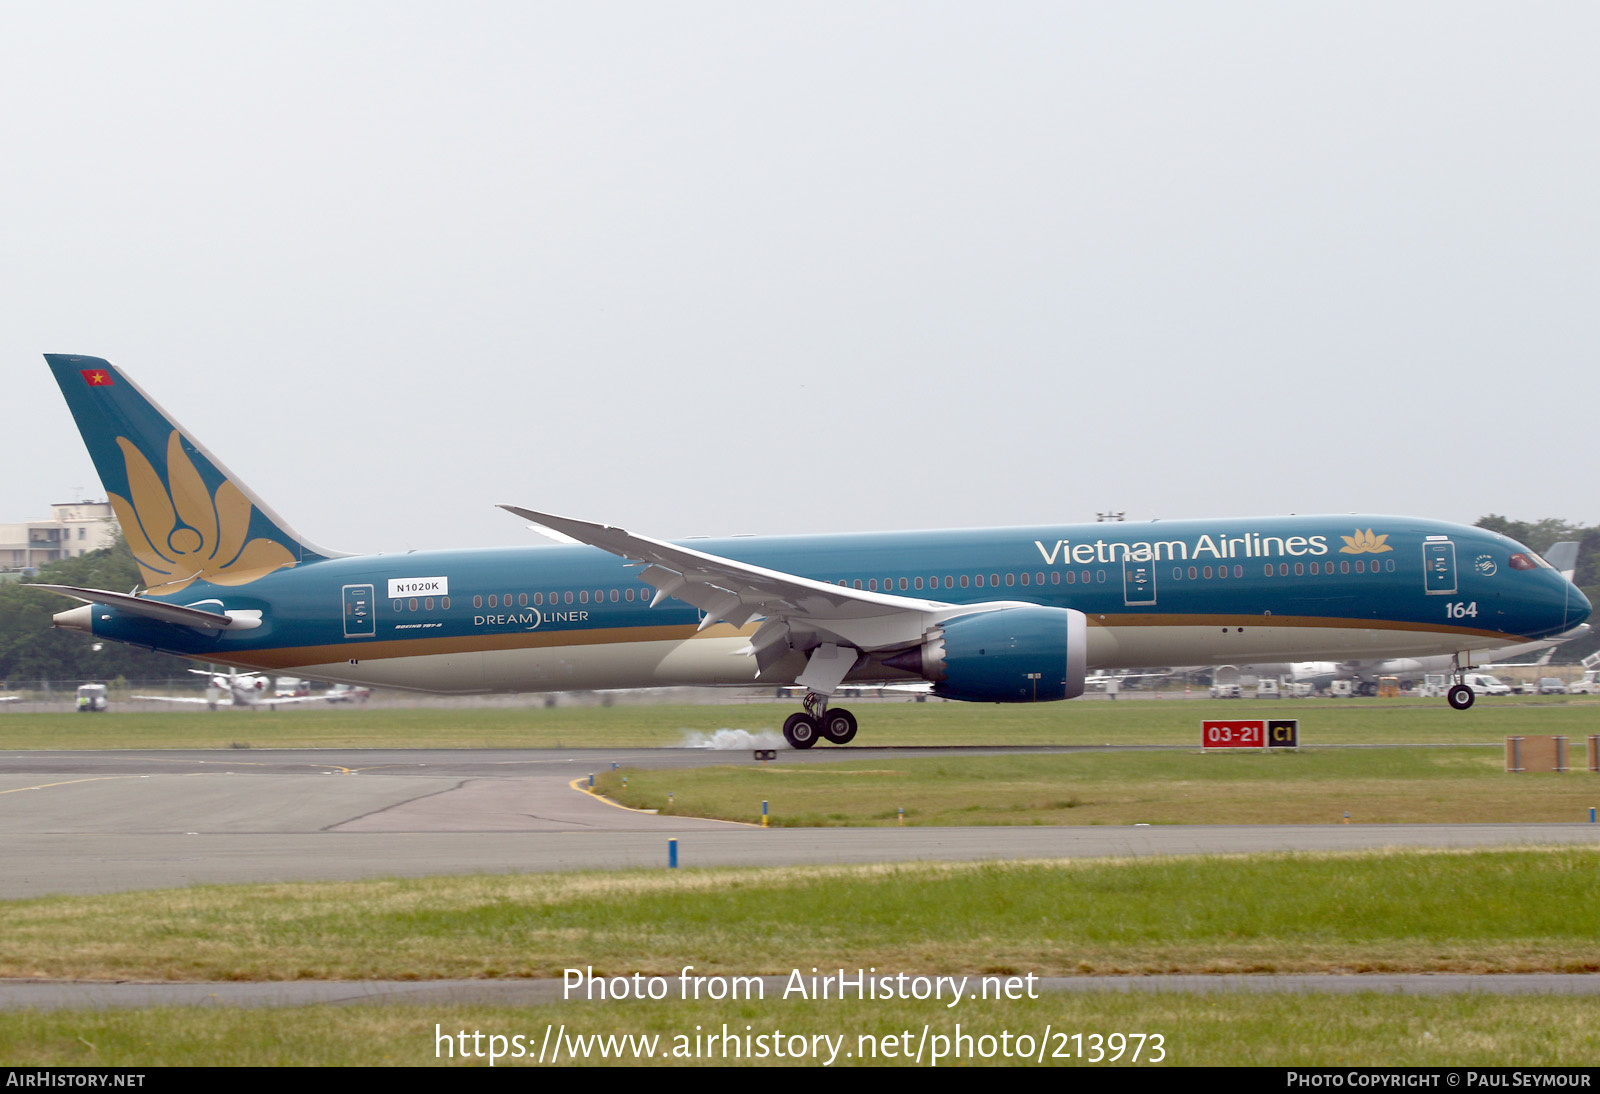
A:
596,745,1600,826
2,695,1597,750
0,850,1596,982
3,994,1600,1066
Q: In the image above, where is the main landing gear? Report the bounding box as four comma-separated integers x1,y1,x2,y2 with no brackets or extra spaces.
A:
782,691,858,749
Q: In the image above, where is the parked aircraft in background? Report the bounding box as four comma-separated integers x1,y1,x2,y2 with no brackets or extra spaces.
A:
134,668,329,709
38,355,1591,746
1215,619,1591,696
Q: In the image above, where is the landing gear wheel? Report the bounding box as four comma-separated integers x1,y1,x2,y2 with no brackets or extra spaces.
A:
1447,684,1476,711
783,712,819,749
819,707,858,745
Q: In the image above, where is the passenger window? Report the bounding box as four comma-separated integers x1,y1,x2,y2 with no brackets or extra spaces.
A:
1355,561,1365,574
975,574,985,587
565,591,574,605
1020,572,1030,586
1173,568,1183,580
960,575,970,588
1340,561,1350,575
473,595,483,609
944,576,954,589
408,598,417,611
853,580,863,590
1189,566,1198,580
519,593,528,607
488,595,497,608
914,577,924,590
425,597,434,610
1233,565,1242,578
610,589,619,602
1050,572,1059,585
579,590,589,603
442,597,451,609
1294,563,1304,576
1005,573,1015,586
394,600,403,612
899,578,908,591
534,592,543,606
1203,566,1213,579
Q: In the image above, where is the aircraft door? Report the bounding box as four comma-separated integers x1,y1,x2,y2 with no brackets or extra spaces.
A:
343,584,376,637
1423,539,1457,596
1123,558,1156,606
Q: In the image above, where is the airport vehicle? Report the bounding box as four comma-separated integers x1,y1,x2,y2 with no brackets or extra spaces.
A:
37,355,1591,746
74,683,107,712
273,677,311,698
1537,677,1566,695
1460,673,1512,696
1417,674,1449,699
1567,653,1600,695
324,683,371,703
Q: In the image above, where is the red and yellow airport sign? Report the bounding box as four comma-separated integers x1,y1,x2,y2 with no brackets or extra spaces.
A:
1202,719,1299,751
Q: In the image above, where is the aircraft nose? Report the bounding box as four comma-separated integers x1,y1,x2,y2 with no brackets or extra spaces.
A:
1570,582,1593,629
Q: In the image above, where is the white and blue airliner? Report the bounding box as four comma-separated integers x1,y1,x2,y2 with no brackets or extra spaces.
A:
40,355,1590,747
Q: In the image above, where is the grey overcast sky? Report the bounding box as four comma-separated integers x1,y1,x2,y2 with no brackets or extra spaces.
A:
4,3,1597,554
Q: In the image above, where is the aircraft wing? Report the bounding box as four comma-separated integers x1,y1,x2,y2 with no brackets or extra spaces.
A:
133,694,234,706
501,506,960,682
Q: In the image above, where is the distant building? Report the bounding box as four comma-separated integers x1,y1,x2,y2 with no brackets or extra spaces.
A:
0,501,120,570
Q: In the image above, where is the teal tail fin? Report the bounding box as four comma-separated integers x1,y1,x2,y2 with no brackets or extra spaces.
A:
45,354,340,595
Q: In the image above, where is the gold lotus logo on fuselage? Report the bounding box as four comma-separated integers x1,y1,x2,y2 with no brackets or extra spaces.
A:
109,431,295,595
1340,529,1393,554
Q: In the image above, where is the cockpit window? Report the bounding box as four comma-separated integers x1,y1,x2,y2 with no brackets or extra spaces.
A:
1507,552,1550,571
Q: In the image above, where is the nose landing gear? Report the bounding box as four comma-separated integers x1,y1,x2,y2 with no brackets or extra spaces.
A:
1446,655,1475,710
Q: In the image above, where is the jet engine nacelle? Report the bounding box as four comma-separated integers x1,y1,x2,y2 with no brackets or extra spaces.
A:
889,605,1087,703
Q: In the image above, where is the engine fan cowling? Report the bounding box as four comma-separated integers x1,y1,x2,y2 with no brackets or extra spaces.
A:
888,605,1088,703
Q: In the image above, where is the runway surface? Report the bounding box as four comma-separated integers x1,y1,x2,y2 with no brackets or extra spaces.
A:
0,746,1595,900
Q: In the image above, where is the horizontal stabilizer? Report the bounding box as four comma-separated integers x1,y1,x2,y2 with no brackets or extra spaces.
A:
35,585,247,630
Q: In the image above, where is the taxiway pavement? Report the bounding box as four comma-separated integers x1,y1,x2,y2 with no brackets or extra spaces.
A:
0,746,1594,899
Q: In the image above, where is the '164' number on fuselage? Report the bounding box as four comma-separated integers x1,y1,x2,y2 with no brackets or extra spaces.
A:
1446,601,1477,620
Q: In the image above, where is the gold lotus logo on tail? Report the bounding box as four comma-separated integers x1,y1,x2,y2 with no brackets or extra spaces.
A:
1340,528,1393,555
109,431,295,594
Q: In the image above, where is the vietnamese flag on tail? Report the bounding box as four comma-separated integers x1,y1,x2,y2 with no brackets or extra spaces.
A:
80,369,114,386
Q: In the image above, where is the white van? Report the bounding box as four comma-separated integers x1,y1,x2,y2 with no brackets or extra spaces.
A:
1462,673,1512,696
